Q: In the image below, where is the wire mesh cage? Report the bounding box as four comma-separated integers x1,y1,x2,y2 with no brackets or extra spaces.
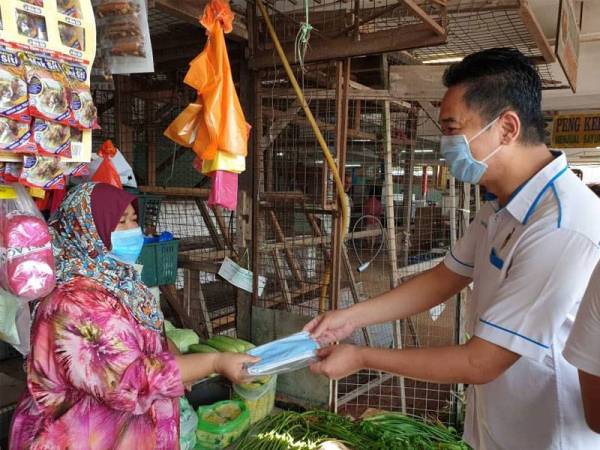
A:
252,54,478,425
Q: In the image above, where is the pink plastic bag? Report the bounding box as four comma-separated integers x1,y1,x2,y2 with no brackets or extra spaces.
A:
208,170,238,211
0,184,56,300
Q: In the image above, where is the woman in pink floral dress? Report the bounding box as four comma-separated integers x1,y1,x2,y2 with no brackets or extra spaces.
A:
9,183,256,450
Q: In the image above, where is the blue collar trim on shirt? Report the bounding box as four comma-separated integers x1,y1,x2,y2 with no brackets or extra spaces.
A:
522,166,568,225
504,151,569,225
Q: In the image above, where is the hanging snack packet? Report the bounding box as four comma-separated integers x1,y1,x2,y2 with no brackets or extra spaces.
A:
0,47,30,123
58,22,85,51
32,119,71,158
57,0,82,18
3,163,22,183
0,117,36,153
61,160,89,177
244,332,320,377
94,0,140,18
20,155,65,189
100,14,142,43
23,53,71,125
64,63,98,129
110,36,145,57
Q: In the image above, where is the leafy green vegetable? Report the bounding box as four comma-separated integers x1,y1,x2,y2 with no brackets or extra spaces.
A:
235,410,471,450
166,328,199,353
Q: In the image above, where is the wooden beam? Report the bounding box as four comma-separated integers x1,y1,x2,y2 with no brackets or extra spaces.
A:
260,98,303,151
401,0,446,36
260,88,410,103
417,101,442,132
272,249,293,310
154,0,248,41
196,199,224,250
390,65,447,100
518,0,555,64
211,206,234,250
251,23,447,69
268,210,305,287
139,186,211,198
160,285,199,333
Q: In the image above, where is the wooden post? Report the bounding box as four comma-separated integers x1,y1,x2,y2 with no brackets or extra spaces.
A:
383,100,406,414
145,99,156,187
401,106,418,266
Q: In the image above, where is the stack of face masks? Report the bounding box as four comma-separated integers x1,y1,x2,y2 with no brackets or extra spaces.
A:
245,331,319,377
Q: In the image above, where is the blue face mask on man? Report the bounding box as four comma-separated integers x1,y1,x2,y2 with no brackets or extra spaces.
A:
440,117,503,184
110,227,144,265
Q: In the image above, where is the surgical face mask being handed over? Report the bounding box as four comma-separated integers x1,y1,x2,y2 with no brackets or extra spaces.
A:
440,117,503,184
110,227,144,265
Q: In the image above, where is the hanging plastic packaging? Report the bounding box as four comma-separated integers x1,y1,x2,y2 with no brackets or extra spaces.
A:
201,151,245,175
179,396,198,450
0,47,30,123
163,102,202,148
0,184,56,300
92,140,122,188
0,117,36,153
23,53,72,125
244,331,320,377
182,0,250,161
208,170,238,211
0,288,20,346
20,155,66,190
33,119,72,158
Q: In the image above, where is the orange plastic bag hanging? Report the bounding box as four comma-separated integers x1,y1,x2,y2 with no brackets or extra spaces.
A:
92,140,122,188
163,103,203,148
184,0,249,161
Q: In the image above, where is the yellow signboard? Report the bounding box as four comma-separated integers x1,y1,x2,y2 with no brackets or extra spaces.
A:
551,113,600,148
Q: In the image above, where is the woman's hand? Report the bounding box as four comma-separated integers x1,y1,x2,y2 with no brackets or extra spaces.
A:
213,353,260,385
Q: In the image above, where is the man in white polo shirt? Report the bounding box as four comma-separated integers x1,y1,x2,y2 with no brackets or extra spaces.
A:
562,185,600,434
305,48,600,449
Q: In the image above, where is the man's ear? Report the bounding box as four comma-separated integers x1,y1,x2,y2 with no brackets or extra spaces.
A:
499,111,521,145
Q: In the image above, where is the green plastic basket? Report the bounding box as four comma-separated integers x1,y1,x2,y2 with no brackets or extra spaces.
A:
137,240,179,287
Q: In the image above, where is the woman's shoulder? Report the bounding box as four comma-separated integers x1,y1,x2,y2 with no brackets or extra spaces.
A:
40,277,119,316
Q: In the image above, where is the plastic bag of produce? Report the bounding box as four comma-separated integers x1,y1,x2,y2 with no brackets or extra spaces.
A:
245,331,319,377
196,400,250,450
180,397,198,450
233,375,277,424
0,184,56,300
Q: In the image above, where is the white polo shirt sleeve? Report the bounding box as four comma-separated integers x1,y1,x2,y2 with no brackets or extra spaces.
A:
443,213,482,278
563,263,600,376
475,228,600,361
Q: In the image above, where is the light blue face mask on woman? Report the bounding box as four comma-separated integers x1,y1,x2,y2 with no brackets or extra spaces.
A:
440,117,503,184
110,227,144,265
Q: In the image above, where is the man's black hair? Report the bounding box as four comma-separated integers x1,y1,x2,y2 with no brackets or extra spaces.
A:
589,184,600,198
443,48,545,144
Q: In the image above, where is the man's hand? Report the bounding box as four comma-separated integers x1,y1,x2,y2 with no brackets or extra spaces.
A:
213,353,260,385
304,309,357,344
309,344,364,380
